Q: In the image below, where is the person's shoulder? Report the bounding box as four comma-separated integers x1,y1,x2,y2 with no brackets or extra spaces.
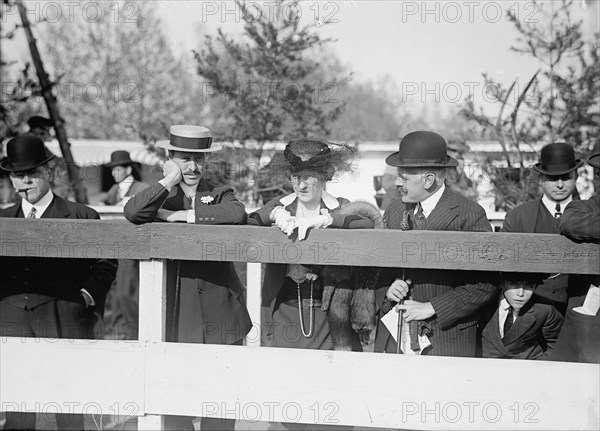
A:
506,198,540,216
206,182,234,194
63,198,100,219
449,188,486,213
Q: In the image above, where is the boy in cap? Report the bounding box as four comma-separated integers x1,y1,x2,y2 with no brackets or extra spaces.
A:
480,272,563,360
0,135,117,429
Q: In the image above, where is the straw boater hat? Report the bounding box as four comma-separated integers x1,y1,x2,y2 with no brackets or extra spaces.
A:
385,131,458,168
0,135,55,172
156,125,222,153
532,142,583,176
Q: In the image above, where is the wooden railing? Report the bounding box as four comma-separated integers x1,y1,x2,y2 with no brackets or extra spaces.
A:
0,219,598,430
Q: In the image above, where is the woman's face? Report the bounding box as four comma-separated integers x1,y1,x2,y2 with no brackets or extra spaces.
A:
291,173,324,205
111,165,132,183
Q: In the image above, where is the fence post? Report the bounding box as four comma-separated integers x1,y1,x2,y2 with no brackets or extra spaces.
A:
245,262,262,347
138,258,167,429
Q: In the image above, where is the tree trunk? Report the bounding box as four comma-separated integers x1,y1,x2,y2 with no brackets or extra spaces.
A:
17,0,88,203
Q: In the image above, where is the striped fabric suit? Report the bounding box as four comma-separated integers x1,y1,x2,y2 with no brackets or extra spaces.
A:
374,187,497,357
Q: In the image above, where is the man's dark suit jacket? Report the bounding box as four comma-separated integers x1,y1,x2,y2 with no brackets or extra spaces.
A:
502,197,573,313
560,194,600,243
0,196,117,312
374,187,497,357
481,296,563,360
124,179,252,344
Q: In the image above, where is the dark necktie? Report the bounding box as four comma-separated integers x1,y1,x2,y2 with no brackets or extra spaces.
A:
503,307,514,338
413,203,425,230
554,203,562,219
27,207,37,219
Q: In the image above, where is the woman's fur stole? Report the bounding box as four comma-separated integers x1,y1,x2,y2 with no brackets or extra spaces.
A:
317,201,384,350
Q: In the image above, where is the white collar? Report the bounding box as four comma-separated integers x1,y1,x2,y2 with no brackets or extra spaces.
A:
117,175,134,193
21,189,54,218
542,194,573,215
500,297,511,311
279,190,340,210
419,183,446,217
179,182,198,199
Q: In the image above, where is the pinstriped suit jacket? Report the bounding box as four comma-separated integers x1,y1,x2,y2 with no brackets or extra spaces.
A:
374,187,497,357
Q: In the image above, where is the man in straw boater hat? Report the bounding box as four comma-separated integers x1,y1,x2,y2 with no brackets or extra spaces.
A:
374,131,496,357
502,142,584,316
0,135,117,430
124,125,251,431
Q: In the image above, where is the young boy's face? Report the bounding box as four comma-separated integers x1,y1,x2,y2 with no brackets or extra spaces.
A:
502,282,536,312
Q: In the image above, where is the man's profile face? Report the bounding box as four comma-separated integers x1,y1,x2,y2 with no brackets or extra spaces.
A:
540,171,577,202
10,166,52,204
395,168,430,203
502,281,535,312
170,151,205,186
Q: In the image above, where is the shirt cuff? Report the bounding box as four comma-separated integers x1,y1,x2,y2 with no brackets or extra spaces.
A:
158,179,173,192
186,209,195,224
80,289,95,307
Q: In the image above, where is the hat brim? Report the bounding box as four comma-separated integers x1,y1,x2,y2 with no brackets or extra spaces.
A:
587,153,600,169
105,160,138,168
532,159,584,176
0,153,55,173
156,140,222,153
385,152,459,168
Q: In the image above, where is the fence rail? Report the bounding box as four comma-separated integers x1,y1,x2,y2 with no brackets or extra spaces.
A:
1,219,599,430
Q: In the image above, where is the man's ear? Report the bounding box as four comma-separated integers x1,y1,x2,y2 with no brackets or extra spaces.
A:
43,165,55,183
423,172,437,191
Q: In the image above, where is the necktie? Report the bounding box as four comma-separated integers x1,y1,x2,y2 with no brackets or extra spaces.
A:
27,207,37,219
413,203,425,230
554,203,562,219
503,307,514,338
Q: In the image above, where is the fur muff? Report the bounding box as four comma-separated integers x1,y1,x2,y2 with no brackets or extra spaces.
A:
317,201,383,350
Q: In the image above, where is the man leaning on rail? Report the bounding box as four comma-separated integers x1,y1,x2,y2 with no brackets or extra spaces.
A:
374,131,498,357
124,125,251,431
0,135,117,430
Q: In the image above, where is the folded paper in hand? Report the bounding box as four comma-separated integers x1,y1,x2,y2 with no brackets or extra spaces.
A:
381,309,431,355
573,285,600,316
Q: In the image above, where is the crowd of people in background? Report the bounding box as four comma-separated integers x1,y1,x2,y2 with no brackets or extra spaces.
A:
0,119,598,430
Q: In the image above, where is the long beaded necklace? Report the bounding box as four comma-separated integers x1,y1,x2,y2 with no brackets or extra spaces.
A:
297,280,314,338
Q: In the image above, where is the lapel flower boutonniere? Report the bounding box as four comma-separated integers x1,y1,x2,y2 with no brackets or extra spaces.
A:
200,196,215,205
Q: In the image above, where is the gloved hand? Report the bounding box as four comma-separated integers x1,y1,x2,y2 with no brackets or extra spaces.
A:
270,206,296,236
295,214,333,241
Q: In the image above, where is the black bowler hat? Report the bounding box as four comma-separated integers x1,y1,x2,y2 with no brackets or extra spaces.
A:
106,150,136,168
0,135,55,172
156,125,221,153
533,142,583,176
385,131,458,168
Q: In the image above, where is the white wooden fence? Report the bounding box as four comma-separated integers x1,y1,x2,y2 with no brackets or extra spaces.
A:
1,219,598,430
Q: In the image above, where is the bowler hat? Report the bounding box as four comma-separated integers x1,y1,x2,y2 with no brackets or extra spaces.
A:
156,125,221,153
385,131,458,168
106,150,136,168
533,142,583,176
27,116,53,130
0,135,55,172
